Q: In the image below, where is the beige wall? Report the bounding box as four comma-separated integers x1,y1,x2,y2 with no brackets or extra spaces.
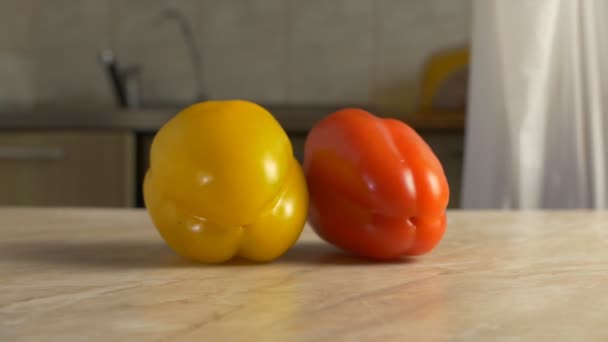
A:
0,0,470,114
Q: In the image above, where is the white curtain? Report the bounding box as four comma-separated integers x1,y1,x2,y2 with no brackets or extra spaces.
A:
462,0,608,209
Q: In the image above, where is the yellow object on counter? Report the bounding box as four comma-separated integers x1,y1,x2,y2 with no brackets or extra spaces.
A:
418,47,469,115
143,100,309,263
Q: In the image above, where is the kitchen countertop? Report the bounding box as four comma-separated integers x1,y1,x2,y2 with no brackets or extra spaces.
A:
3,208,603,341
0,105,465,133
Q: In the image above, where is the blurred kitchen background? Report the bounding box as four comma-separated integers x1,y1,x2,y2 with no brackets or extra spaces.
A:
0,0,471,209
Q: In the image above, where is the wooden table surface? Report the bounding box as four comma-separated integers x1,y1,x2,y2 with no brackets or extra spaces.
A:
1,208,607,341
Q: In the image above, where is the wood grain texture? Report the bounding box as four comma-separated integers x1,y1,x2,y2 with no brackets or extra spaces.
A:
1,208,607,341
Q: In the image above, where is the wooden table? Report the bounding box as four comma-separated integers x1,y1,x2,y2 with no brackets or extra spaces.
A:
1,208,607,341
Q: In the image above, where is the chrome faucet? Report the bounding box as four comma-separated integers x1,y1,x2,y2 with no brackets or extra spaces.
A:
99,7,205,108
98,49,141,108
158,8,206,102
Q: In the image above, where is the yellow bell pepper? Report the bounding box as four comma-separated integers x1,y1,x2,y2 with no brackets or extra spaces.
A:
143,100,308,263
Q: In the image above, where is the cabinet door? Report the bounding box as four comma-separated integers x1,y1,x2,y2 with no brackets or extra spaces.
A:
0,131,135,207
289,133,307,163
420,132,465,208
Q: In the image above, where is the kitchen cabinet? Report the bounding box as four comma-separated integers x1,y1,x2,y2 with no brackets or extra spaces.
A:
420,132,464,208
135,132,464,208
136,133,154,207
0,108,463,208
289,131,464,208
0,131,135,207
289,133,307,162
290,132,464,208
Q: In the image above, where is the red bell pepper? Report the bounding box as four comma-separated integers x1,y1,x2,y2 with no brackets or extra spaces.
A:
304,108,449,259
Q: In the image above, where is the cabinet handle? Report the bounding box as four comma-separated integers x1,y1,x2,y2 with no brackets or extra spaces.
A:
0,147,66,161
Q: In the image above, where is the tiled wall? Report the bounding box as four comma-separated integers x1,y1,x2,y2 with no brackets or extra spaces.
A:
0,0,471,113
